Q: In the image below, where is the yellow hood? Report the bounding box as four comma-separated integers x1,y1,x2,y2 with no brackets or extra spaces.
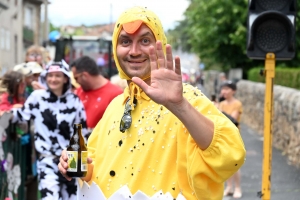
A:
112,6,167,80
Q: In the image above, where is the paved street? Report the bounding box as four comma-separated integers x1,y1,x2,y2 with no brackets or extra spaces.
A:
223,123,300,200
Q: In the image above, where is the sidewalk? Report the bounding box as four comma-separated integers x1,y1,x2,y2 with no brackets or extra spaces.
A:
223,123,300,200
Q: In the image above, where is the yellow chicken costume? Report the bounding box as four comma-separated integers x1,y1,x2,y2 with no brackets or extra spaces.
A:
86,6,246,200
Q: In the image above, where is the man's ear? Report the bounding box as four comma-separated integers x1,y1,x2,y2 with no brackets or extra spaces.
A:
82,71,89,77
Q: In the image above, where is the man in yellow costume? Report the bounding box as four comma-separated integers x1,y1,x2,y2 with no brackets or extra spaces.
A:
58,6,246,200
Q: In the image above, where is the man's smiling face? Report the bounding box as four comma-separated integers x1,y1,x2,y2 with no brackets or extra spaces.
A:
116,24,156,79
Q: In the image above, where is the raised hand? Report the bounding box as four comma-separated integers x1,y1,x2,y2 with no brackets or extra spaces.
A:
132,41,183,109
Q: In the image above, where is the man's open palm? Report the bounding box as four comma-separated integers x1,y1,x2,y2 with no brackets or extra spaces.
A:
132,41,184,109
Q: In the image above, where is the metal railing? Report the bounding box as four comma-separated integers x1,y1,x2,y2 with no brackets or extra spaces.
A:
0,113,37,200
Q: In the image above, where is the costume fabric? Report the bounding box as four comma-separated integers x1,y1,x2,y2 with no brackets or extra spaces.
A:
87,84,246,200
11,61,88,200
87,7,246,199
76,81,123,128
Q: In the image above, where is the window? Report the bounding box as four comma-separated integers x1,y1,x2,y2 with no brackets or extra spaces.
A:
24,7,33,29
0,28,5,50
5,30,10,50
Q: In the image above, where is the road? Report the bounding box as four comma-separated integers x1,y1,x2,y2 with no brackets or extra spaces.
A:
223,123,300,200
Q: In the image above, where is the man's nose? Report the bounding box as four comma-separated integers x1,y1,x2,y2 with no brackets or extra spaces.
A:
129,43,141,56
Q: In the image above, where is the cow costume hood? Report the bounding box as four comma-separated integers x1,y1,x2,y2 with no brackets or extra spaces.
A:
39,60,72,95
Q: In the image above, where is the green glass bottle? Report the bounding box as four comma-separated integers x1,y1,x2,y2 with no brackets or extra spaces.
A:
66,124,88,177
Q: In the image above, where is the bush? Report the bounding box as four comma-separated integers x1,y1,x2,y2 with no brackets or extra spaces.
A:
248,67,300,90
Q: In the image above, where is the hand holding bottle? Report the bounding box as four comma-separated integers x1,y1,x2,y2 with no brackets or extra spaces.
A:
58,149,93,181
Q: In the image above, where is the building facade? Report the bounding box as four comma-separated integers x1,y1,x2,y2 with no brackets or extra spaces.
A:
0,0,47,75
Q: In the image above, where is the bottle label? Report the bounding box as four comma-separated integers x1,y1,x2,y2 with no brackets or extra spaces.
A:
67,151,78,172
81,151,88,172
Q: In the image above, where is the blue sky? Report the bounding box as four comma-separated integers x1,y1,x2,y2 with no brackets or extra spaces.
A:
48,0,190,31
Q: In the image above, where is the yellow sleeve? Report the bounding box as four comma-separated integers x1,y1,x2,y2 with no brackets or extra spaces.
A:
183,86,246,198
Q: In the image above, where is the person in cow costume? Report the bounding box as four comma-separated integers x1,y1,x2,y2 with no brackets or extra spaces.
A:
10,60,88,199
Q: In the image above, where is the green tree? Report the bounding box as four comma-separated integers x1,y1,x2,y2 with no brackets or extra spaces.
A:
278,0,300,68
167,20,192,51
50,22,59,32
184,0,255,72
170,0,299,77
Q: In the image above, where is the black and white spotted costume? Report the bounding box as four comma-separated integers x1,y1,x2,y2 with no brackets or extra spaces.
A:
11,60,88,200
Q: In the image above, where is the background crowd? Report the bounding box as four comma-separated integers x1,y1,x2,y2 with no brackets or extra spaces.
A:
0,45,124,199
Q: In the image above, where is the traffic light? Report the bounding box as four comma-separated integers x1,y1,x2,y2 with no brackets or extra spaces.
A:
247,0,297,60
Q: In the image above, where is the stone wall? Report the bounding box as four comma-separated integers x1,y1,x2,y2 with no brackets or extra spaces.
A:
235,80,300,167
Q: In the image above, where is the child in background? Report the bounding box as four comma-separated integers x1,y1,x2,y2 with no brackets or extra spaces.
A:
219,81,243,199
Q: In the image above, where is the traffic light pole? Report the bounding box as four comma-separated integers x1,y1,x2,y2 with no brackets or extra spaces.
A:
261,53,275,200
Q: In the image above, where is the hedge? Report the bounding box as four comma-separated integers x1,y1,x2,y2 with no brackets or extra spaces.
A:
248,68,300,90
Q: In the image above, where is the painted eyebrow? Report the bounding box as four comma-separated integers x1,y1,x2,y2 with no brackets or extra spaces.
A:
118,32,154,39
